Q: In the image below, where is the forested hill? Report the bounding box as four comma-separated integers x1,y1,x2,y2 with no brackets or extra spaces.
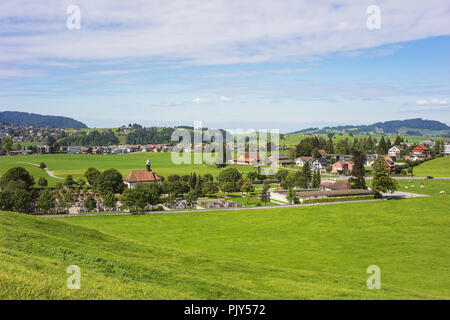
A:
0,111,87,129
290,118,450,135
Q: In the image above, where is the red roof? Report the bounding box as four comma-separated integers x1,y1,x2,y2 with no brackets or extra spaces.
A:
124,170,162,183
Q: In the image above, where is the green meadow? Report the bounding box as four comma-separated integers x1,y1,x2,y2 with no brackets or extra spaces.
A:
1,179,449,299
0,153,255,186
413,157,450,177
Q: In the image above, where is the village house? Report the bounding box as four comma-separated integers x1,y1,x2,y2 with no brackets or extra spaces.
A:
269,154,294,166
365,154,377,166
319,180,352,191
123,160,162,189
445,144,450,157
296,156,313,167
411,144,431,159
312,157,331,170
233,153,261,164
373,155,396,173
388,146,404,160
331,160,354,174
421,140,434,147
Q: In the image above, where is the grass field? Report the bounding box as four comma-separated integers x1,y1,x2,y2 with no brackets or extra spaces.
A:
0,153,256,186
1,179,449,299
413,157,450,177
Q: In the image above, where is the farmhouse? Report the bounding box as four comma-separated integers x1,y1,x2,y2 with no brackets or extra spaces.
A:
332,160,354,174
312,157,331,170
296,156,313,166
388,146,404,160
270,154,294,166
233,153,261,164
320,180,352,191
411,144,431,159
123,160,162,189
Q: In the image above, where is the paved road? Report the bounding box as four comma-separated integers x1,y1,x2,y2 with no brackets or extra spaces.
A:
17,162,64,180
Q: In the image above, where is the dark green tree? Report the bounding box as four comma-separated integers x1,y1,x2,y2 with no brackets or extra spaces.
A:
37,189,54,212
84,167,101,185
348,151,367,189
0,167,35,191
94,169,124,194
371,157,398,196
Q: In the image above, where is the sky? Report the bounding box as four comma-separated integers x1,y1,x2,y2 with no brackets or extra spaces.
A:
0,0,449,132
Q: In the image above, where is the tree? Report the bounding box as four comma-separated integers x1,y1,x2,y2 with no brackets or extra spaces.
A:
84,195,97,212
240,179,255,205
38,177,48,187
240,178,254,195
12,189,32,213
348,151,367,189
84,167,101,185
294,171,308,189
220,182,235,195
76,178,86,187
60,190,75,211
103,191,117,209
280,172,296,190
39,162,47,169
94,169,124,194
0,191,14,210
287,187,299,204
202,181,219,197
260,181,270,204
371,157,398,196
0,167,35,191
185,190,198,209
37,190,54,212
1,136,13,154
311,169,321,189
64,175,77,187
301,161,312,187
377,136,388,155
120,183,160,211
217,167,242,192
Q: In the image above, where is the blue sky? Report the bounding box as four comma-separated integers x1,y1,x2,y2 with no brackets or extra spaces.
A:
0,0,449,131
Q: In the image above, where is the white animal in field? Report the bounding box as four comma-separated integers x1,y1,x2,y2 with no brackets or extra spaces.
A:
440,191,445,195
420,185,424,189
411,185,414,188
405,186,408,189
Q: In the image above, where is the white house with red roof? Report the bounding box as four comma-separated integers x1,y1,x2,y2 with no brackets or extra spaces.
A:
123,160,162,189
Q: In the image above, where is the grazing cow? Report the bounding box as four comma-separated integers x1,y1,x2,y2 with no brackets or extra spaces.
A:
420,185,424,189
411,185,414,188
405,186,408,189
440,191,445,195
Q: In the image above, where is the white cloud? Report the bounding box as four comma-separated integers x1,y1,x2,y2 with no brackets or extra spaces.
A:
0,0,449,67
415,99,449,105
219,96,232,102
192,98,213,104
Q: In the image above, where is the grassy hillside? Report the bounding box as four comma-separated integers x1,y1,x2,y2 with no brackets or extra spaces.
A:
281,133,449,147
1,180,448,299
0,153,255,185
413,157,450,177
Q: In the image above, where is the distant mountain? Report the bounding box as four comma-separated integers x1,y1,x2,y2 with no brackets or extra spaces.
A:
289,118,450,136
0,111,87,129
